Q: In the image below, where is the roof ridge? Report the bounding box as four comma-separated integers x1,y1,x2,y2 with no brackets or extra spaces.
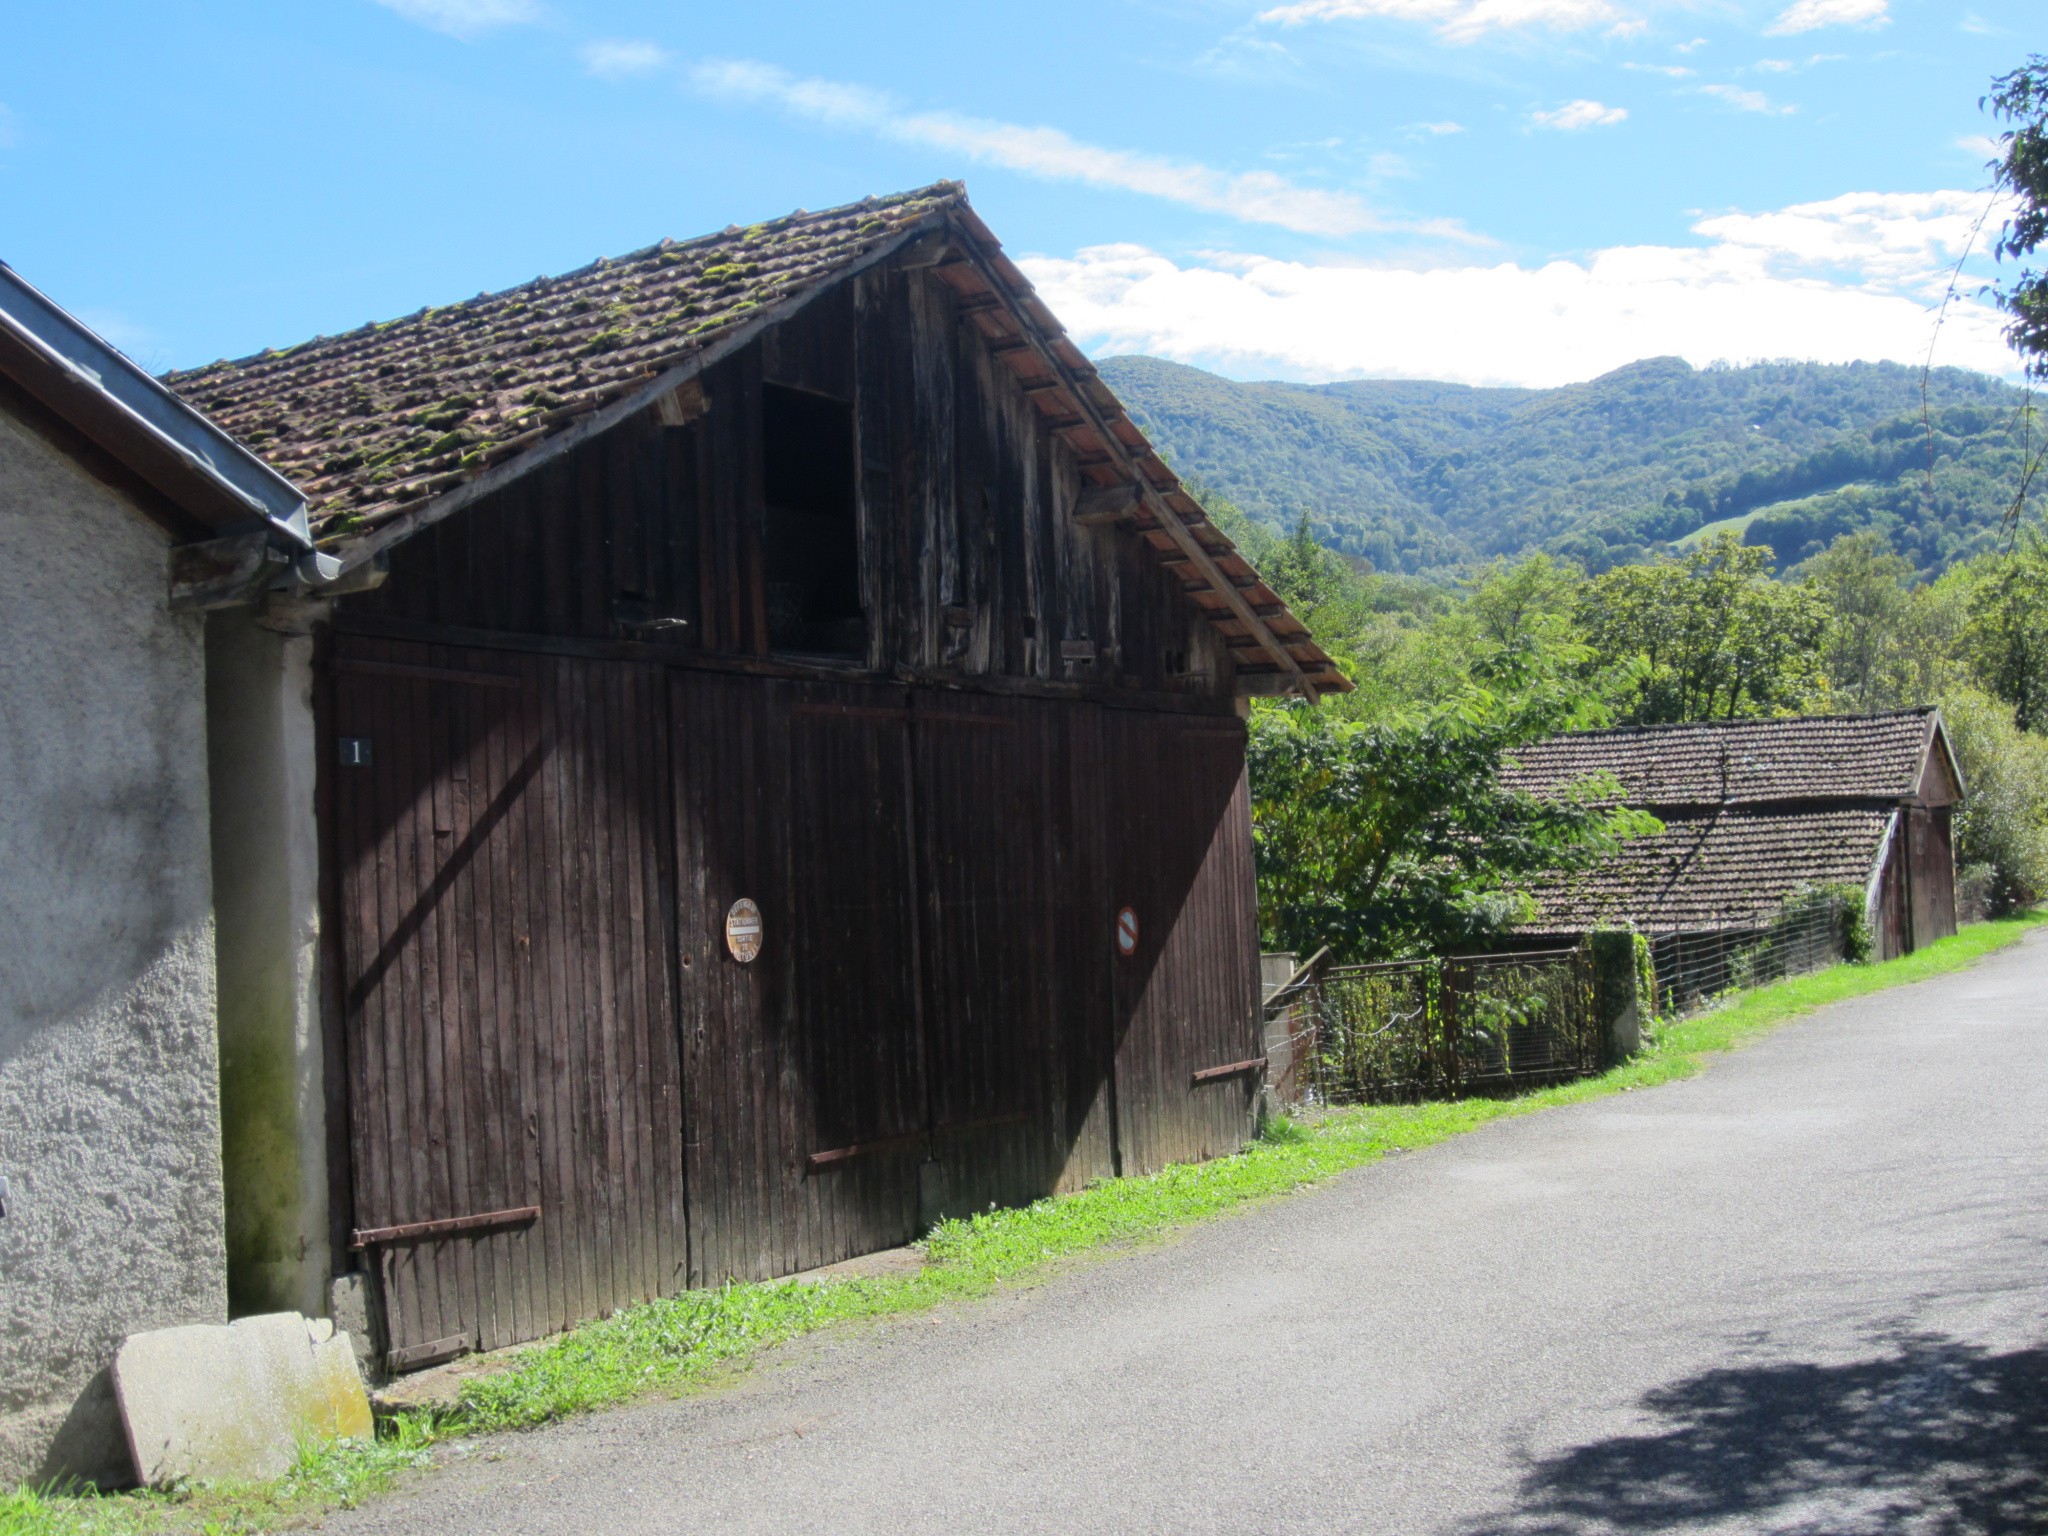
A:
1540,706,1936,742
166,181,968,384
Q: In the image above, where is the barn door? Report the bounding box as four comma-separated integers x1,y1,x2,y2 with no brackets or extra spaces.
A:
911,695,1061,1219
1107,712,1262,1176
671,674,923,1283
332,637,686,1368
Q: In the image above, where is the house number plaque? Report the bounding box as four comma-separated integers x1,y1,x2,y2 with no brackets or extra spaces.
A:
725,898,764,963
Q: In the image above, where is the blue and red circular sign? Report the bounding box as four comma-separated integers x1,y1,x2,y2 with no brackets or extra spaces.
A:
1116,906,1139,957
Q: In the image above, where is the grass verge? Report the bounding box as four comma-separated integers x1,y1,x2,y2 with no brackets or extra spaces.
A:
10,911,2040,1536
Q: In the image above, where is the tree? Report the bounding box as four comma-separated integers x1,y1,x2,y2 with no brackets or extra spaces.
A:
1578,534,1833,724
1467,553,1585,647
1987,57,2048,378
1247,632,1655,961
1962,530,2048,731
1801,531,1914,710
1937,686,2048,913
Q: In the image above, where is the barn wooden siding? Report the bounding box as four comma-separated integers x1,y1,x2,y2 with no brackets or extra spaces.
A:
1873,805,1956,962
322,248,1265,1364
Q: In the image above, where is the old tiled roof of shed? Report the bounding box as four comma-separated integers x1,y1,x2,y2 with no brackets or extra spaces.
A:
1517,807,1893,935
1501,709,1941,809
163,182,1347,695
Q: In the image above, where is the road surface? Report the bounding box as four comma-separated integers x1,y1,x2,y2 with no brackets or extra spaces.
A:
332,930,2048,1534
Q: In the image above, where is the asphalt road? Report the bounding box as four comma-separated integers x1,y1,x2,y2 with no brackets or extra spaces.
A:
333,931,2048,1535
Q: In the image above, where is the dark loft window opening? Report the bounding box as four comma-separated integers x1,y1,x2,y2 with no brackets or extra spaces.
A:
762,383,864,657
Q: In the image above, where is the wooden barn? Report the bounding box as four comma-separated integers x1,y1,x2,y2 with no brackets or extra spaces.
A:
168,183,1347,1370
1502,709,1964,963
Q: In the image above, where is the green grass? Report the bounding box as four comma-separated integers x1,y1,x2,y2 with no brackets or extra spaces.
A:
10,911,2039,1536
1675,509,1763,549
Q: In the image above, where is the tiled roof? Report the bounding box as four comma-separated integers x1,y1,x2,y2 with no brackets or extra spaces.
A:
1502,709,1939,808
165,185,962,539
163,182,1348,695
1519,806,1892,935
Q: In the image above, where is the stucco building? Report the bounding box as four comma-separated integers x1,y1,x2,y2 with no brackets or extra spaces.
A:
0,264,317,1484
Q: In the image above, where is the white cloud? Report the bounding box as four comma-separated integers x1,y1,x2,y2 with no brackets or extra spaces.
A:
1017,187,2016,389
1532,99,1628,130
1674,35,1708,52
1765,0,1887,37
1753,58,1794,72
1413,120,1466,135
1693,189,2006,293
1956,134,2002,160
581,38,670,78
372,0,540,38
1256,0,1636,44
691,59,1464,241
1624,61,1695,77
1700,83,1793,114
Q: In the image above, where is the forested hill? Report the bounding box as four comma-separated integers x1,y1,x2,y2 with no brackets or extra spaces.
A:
1098,355,2034,579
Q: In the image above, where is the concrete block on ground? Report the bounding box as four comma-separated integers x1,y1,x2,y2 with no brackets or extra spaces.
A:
328,1272,381,1380
112,1312,372,1486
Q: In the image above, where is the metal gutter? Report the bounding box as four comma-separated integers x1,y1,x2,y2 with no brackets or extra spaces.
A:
0,260,311,549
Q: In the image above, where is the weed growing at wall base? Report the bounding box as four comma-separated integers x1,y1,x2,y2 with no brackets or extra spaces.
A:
6,911,2039,1536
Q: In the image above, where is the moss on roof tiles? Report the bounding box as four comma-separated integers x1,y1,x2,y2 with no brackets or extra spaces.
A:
165,182,964,537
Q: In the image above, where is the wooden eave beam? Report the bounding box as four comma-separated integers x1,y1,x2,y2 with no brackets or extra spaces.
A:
942,219,1318,700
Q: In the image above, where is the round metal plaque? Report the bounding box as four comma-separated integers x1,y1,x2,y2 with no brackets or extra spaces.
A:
725,898,764,964
1116,906,1140,957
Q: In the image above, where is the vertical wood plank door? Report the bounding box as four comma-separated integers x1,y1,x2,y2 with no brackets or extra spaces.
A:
1107,712,1262,1177
670,672,923,1283
912,695,1063,1219
331,636,686,1365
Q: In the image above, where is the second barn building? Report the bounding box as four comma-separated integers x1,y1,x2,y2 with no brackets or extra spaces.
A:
172,183,1346,1371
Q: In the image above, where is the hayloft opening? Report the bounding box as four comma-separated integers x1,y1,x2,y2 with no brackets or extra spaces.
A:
762,383,864,657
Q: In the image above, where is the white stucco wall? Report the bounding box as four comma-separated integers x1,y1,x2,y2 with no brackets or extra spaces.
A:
207,607,329,1322
0,403,227,1487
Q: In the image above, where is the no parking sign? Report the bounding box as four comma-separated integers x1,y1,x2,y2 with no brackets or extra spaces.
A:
1116,906,1139,957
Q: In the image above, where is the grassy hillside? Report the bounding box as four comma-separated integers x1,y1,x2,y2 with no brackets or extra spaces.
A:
1100,355,2034,579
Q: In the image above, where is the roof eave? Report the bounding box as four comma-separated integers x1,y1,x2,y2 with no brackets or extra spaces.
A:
0,263,310,548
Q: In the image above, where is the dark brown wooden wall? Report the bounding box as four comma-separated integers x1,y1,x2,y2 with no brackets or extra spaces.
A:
322,248,1265,1363
327,638,1260,1357
341,253,1235,699
329,634,686,1360
1906,804,1957,950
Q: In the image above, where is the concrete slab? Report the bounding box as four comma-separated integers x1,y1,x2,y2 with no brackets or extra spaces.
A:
113,1312,372,1485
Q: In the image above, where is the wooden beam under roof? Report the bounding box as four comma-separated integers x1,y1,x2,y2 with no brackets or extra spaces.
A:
936,223,1321,700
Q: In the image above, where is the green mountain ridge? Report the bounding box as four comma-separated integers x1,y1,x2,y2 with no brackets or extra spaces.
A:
1098,354,2036,579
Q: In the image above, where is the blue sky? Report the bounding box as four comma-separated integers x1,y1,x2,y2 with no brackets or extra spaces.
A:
0,0,2034,386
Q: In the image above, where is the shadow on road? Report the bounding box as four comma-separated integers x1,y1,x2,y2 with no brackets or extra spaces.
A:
1464,1332,2048,1535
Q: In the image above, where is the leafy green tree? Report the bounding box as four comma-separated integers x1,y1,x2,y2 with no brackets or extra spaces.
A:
1578,534,1833,723
1937,686,2048,912
1987,57,2048,378
1467,553,1585,647
1248,633,1655,961
1801,531,1914,710
1962,530,2048,731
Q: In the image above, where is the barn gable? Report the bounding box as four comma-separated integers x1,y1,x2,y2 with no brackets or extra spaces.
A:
168,184,1346,699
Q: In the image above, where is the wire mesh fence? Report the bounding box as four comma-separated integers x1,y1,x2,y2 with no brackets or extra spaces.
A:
1279,947,1601,1108
1647,888,1854,1019
1263,887,1858,1110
